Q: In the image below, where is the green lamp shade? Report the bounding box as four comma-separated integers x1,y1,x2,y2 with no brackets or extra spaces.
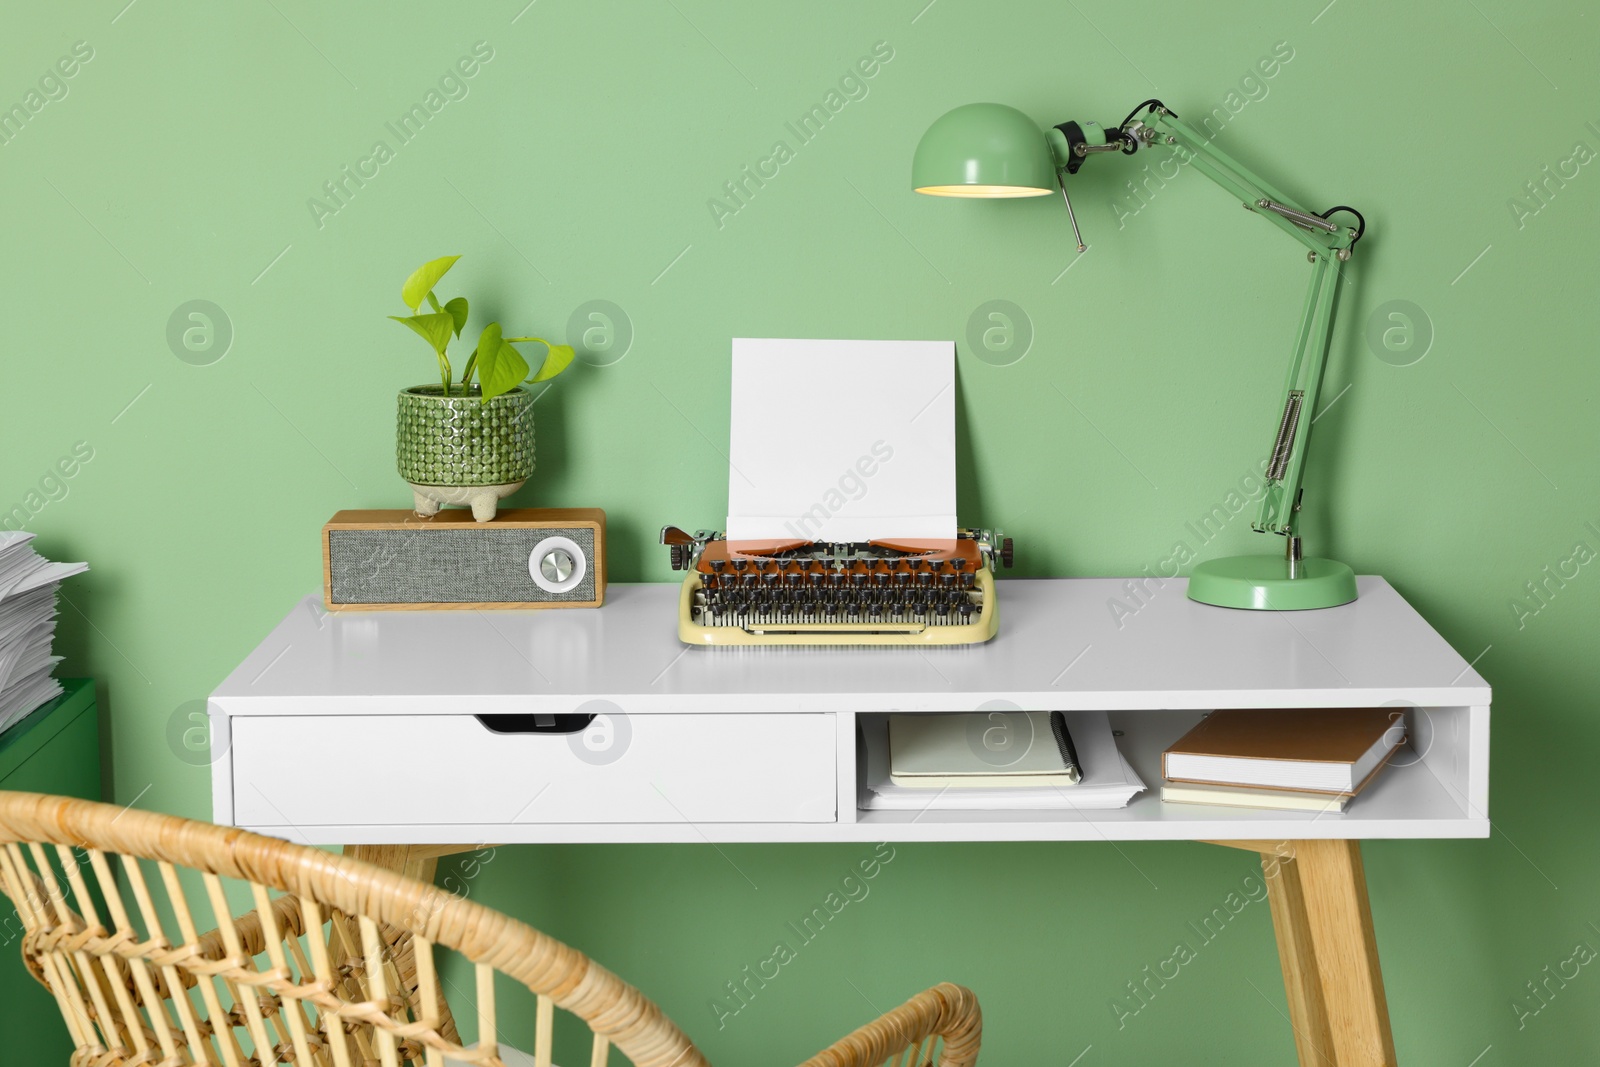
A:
913,103,1056,198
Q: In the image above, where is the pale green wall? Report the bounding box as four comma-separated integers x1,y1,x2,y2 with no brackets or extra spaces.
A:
4,0,1597,1062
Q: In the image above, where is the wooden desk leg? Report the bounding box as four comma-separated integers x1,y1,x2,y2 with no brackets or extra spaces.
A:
1259,842,1338,1065
345,844,463,1046
1203,844,1395,1062
1220,840,1397,1066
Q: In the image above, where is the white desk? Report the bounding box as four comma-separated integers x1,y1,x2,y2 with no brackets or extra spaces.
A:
211,577,1490,1067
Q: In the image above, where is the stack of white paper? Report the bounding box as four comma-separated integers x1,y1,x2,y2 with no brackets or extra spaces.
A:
860,710,1147,811
0,532,88,734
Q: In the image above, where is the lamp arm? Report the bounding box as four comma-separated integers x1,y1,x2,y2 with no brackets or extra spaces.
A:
1254,253,1343,537
1132,108,1356,258
1126,106,1360,540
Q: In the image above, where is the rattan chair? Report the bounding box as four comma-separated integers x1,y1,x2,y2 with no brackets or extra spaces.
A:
0,791,980,1067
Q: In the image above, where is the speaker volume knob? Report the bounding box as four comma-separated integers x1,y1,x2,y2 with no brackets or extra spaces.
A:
529,536,588,594
541,548,576,585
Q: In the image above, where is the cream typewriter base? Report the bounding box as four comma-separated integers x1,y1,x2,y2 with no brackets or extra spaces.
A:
677,567,999,646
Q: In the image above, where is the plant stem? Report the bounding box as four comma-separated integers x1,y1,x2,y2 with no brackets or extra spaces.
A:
504,337,555,383
459,352,478,393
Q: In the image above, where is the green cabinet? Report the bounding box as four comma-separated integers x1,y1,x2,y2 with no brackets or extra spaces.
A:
0,679,100,1065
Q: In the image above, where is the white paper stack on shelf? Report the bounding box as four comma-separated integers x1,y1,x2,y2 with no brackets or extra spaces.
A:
860,710,1146,811
0,532,88,734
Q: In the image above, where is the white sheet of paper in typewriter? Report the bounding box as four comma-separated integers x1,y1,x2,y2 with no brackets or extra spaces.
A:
725,337,957,543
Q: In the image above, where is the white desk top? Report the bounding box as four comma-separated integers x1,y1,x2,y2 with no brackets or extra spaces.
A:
212,577,1489,716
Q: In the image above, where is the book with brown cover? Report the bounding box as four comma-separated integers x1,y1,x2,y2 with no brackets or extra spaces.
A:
1162,708,1406,796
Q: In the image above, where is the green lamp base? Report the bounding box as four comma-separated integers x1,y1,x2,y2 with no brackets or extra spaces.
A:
1187,554,1358,610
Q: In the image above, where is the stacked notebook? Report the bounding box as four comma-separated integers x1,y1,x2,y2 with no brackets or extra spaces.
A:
862,710,1146,811
0,533,88,735
1160,708,1406,814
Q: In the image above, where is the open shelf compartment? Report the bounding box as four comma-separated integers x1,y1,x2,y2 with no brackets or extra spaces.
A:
852,706,1488,841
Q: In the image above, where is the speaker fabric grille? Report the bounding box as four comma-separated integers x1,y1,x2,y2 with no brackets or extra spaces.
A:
328,526,596,604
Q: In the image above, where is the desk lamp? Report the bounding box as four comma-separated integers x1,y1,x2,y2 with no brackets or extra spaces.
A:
913,100,1365,610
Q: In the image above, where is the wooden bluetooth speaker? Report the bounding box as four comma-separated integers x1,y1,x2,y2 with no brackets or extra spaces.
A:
322,508,606,611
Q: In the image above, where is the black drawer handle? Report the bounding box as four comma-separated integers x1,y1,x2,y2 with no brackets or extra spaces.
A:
474,713,597,735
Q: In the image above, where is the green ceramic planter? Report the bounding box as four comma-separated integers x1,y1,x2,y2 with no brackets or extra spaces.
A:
396,385,535,521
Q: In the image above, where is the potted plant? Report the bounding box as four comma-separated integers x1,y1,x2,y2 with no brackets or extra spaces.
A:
390,255,574,521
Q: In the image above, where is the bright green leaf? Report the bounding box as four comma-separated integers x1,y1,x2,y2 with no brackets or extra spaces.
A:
476,323,531,402
487,341,531,400
390,312,456,355
401,255,461,311
444,297,469,338
529,343,576,383
476,322,501,360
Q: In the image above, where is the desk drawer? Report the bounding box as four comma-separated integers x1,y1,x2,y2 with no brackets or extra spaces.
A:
230,713,836,826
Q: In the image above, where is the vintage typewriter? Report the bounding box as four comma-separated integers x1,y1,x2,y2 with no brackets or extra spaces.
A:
660,526,1013,646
